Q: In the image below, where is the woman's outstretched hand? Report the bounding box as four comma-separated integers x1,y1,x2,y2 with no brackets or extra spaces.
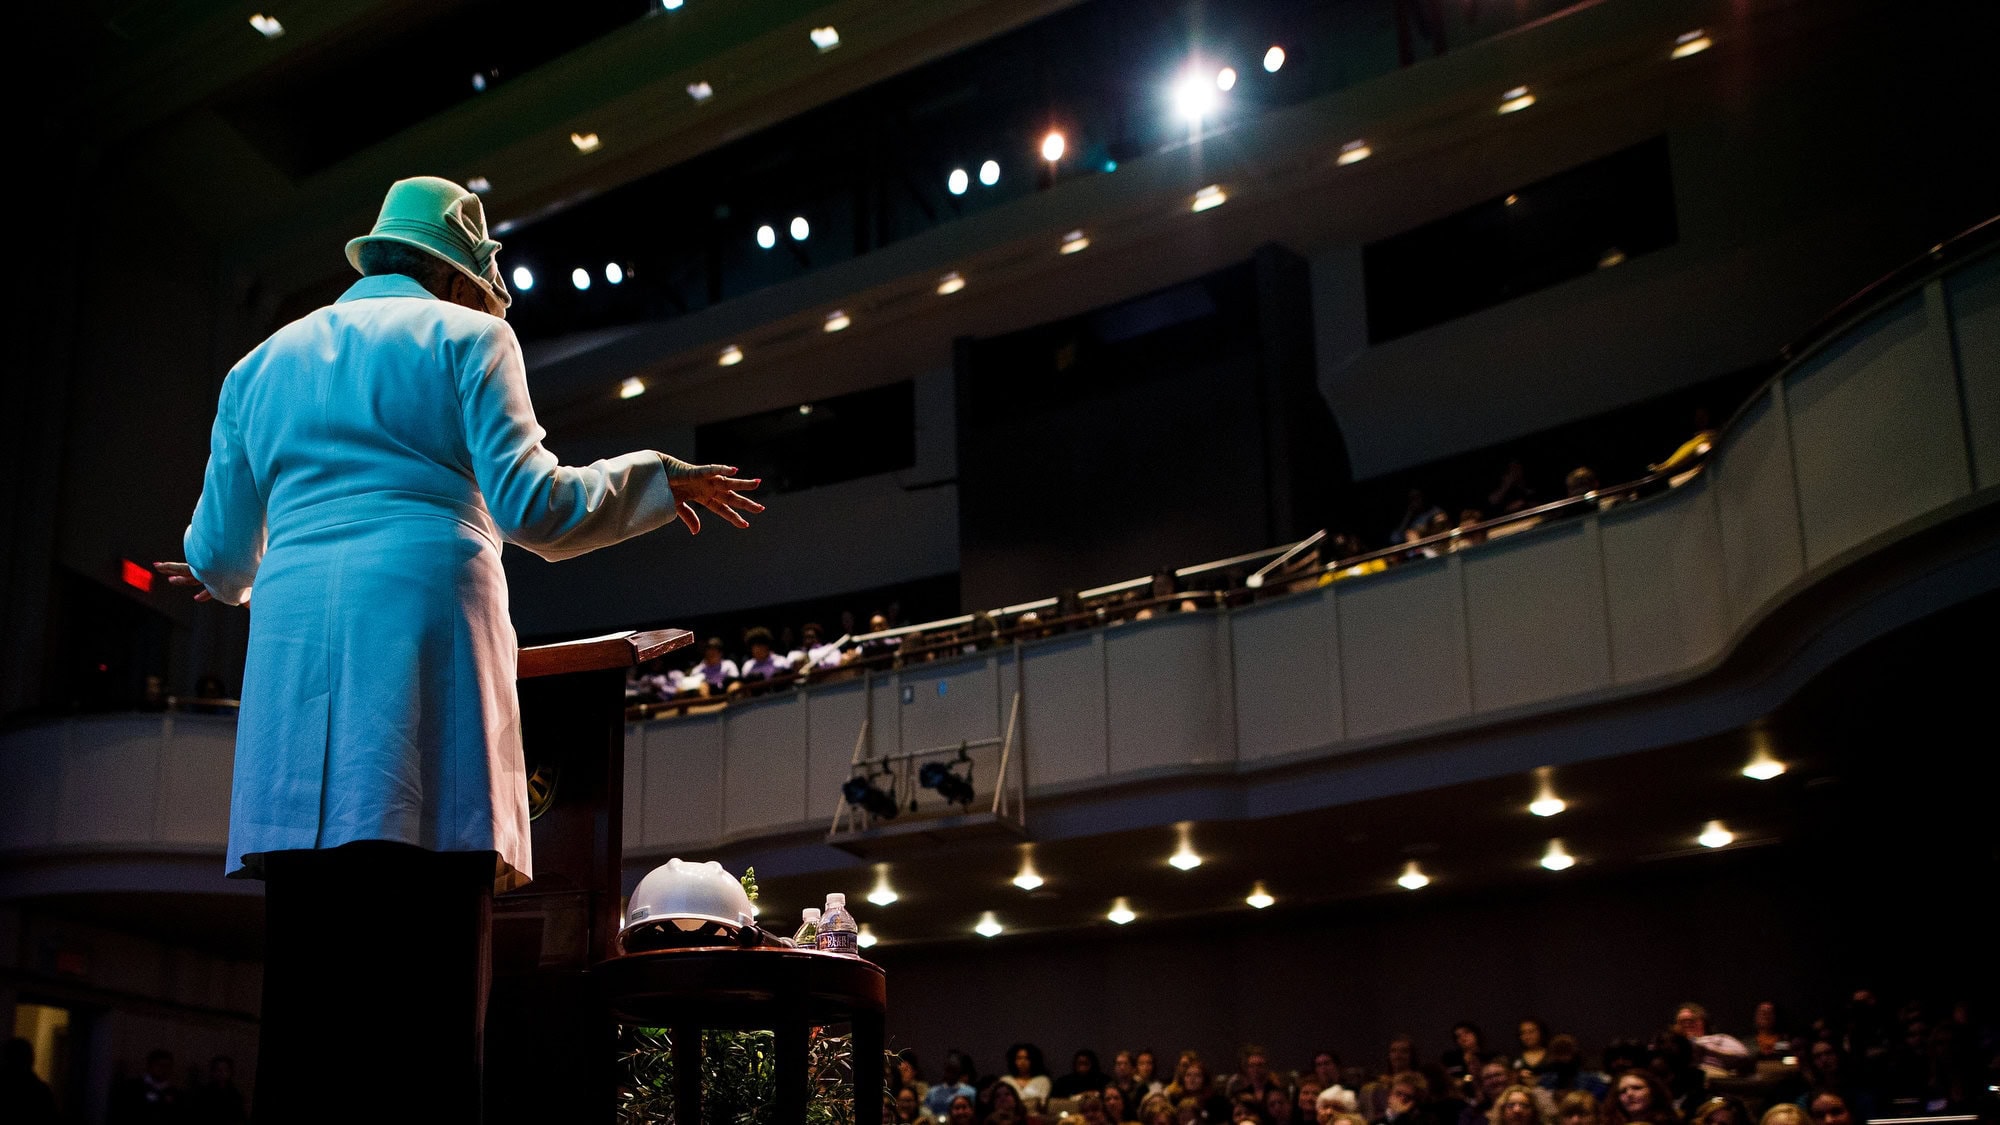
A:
666,463,764,534
153,561,213,602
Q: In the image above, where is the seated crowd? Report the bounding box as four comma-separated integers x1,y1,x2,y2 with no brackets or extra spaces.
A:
885,998,1995,1125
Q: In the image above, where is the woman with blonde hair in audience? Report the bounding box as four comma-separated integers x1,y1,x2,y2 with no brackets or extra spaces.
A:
1141,1094,1180,1125
1759,1106,1806,1125
1601,1071,1679,1125
1492,1086,1551,1125
1689,1096,1752,1125
1555,1090,1602,1125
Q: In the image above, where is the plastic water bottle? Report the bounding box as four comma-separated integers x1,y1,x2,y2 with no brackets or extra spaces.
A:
792,907,821,949
816,893,859,955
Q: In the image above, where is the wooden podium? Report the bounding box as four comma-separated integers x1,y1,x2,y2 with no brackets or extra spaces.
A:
486,628,692,1125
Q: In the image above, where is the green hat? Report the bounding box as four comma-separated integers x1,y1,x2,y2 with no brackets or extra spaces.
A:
345,176,511,312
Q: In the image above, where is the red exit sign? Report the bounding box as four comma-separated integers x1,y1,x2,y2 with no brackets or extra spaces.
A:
120,559,154,593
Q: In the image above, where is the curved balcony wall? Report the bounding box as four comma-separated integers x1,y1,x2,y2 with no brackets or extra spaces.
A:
4,250,1998,887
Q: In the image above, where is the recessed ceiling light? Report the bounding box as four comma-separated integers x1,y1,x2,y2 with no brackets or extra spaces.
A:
1191,184,1227,212
810,26,840,51
466,176,492,194
510,266,535,292
1060,230,1090,255
1598,248,1627,269
1698,820,1735,849
570,267,591,291
1505,193,1520,206
1672,30,1712,59
1012,862,1044,891
1246,882,1275,909
1742,748,1786,781
1397,860,1430,890
471,73,488,93
717,344,744,367
686,81,714,103
823,310,851,333
1337,140,1372,166
619,377,646,400
1173,71,1219,123
1041,131,1066,162
1169,822,1202,870
857,923,878,949
1529,767,1565,817
661,0,683,9
1263,45,1286,72
798,404,814,416
789,216,810,241
1540,839,1576,871
1216,66,1238,91
248,14,285,38
1107,897,1136,925
604,262,624,285
1498,86,1536,114
571,131,602,153
974,911,1003,938
936,271,966,296
979,159,1001,187
948,168,970,195
867,863,898,905
755,224,777,250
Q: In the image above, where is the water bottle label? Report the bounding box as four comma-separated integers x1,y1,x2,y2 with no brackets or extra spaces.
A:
817,930,859,955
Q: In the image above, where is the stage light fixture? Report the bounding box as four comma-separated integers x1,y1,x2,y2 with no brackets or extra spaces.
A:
1168,822,1202,870
1191,184,1226,212
1672,30,1712,59
979,159,1001,187
918,751,976,806
1498,86,1535,114
841,771,900,820
1041,131,1066,162
1263,45,1286,72
1246,882,1275,909
867,863,899,905
1216,66,1237,91
1060,230,1089,255
511,266,535,292
974,911,1003,938
619,378,646,400
467,176,492,193
937,271,966,295
1540,839,1576,871
249,14,285,38
687,81,714,103
756,224,777,250
789,216,810,241
857,923,878,949
571,268,591,291
1397,860,1430,890
571,132,602,153
948,168,969,195
1698,820,1734,849
823,310,851,333
810,26,840,51
1337,140,1372,166
1172,70,1219,123
717,344,745,367
604,263,624,285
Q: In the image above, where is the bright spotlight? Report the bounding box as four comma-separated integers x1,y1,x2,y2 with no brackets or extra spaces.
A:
755,224,777,250
1107,897,1136,925
974,911,1003,938
1216,66,1237,91
1540,840,1576,871
1337,140,1372,166
1698,820,1735,849
810,26,841,51
570,268,591,291
1172,70,1219,123
789,216,810,241
1263,45,1286,72
570,132,602,153
1672,30,1712,59
867,864,898,905
1041,131,1066,162
1059,230,1089,255
248,14,285,38
604,262,624,285
1191,184,1227,212
511,266,535,292
978,159,1000,186
823,310,851,333
936,271,966,295
661,0,682,9
1397,860,1430,890
948,168,969,195
1529,795,1566,818
857,923,878,949
1497,85,1536,114
619,377,646,400
717,344,744,367
1245,882,1275,909
686,81,714,103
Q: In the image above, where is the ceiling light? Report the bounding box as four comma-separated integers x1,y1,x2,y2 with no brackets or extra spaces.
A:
687,81,714,103
1598,248,1627,269
1397,860,1430,890
789,216,810,241
248,14,285,38
1337,140,1372,166
570,268,591,291
1498,86,1536,114
756,224,777,250
1529,766,1565,817
1060,230,1089,254
798,404,814,416
1742,746,1786,781
1505,193,1520,206
823,310,851,333
1168,822,1202,870
466,177,492,194
936,271,966,296
511,266,535,292
1041,131,1066,162
1540,839,1576,871
717,344,744,367
867,863,898,905
1245,882,1275,909
948,168,969,195
1191,184,1227,212
661,0,683,9
1107,897,1136,925
1698,820,1734,849
1264,46,1286,73
810,26,840,51
1672,30,1712,59
471,73,488,93
1012,853,1044,891
1173,71,1219,123
619,377,646,400
1216,66,1237,91
604,263,624,285
571,132,602,153
857,923,878,949
979,159,1001,187
974,911,1003,938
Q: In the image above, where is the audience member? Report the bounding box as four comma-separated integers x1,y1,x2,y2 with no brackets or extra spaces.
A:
1758,1106,1804,1125
680,637,740,697
1601,1071,1677,1125
1751,1003,1795,1060
1310,1052,1342,1092
1802,1092,1852,1125
1104,1084,1134,1122
929,1053,981,1119
1166,1055,1232,1124
2,1038,58,1125
108,1048,182,1123
739,627,792,682
1391,490,1448,547
1372,1071,1429,1125
1462,1062,1515,1125
1514,1023,1552,1078
1554,1091,1600,1125
1002,1044,1053,1112
187,1055,247,1124
1488,459,1539,514
1142,1094,1181,1125
902,1085,937,1125
1361,1038,1419,1121
1267,1085,1300,1125
949,1094,978,1125
984,1080,1031,1125
1449,510,1488,553
1673,1004,1753,1079
1057,1050,1114,1098
1134,1050,1165,1098
1491,1086,1548,1125
1688,1096,1749,1125
794,623,846,674
1228,1045,1279,1101
1081,1091,1115,1125
1444,1025,1493,1081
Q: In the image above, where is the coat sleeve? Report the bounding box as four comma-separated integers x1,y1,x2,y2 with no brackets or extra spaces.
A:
457,319,681,562
183,371,267,606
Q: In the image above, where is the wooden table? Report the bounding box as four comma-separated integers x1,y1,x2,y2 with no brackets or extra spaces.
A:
596,947,887,1125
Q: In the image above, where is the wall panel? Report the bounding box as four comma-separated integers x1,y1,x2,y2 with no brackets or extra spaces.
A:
1231,590,1341,761
0,725,64,850
895,657,1002,756
721,694,810,836
1462,525,1612,712
153,717,234,847
1104,615,1233,774
57,717,161,846
1019,635,1109,788
805,684,870,830
641,717,723,850
1946,254,2000,491
623,727,645,851
1713,391,1805,620
1337,561,1472,739
1601,485,1730,683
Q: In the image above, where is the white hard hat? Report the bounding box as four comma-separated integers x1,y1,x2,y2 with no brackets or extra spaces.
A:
619,858,758,953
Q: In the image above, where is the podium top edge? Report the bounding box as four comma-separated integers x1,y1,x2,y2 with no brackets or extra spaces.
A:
519,628,694,679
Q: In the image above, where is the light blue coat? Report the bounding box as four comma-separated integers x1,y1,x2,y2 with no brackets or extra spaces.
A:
184,274,680,890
